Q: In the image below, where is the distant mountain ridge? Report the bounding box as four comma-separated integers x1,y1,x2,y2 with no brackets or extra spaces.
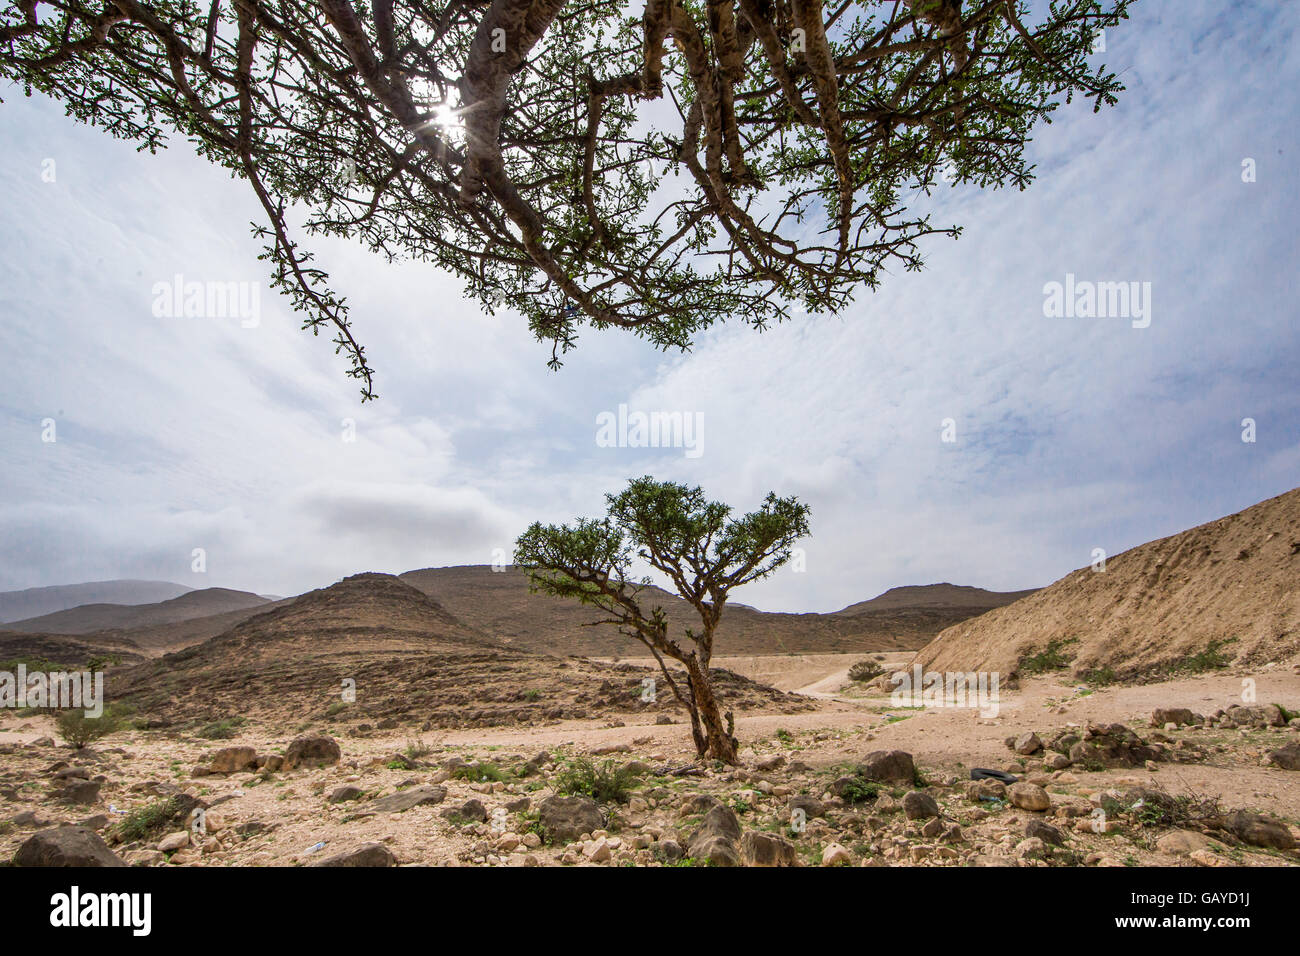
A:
0,579,192,623
4,587,270,635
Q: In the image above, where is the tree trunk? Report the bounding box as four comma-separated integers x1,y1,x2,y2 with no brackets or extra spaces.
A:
684,655,739,764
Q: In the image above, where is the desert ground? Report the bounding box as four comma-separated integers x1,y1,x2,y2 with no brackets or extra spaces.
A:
4,652,1297,868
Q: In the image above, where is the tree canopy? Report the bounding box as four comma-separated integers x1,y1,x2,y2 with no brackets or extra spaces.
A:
515,475,810,761
1,0,1130,396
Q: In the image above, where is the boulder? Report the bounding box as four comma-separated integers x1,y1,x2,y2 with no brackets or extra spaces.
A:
1008,782,1051,812
856,750,916,786
1266,741,1300,771
739,831,799,867
901,790,940,820
1151,708,1197,727
538,795,604,843
370,785,446,813
282,735,341,770
1024,818,1066,846
13,826,125,867
207,746,258,774
54,780,101,805
1222,811,1295,850
1156,829,1213,857
327,785,365,804
687,806,742,866
308,843,397,867
1013,732,1043,755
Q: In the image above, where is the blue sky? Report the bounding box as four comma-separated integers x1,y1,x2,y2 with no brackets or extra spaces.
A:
1,1,1297,612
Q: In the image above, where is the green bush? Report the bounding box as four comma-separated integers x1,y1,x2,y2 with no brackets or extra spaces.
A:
1019,638,1079,675
56,707,122,748
554,758,639,804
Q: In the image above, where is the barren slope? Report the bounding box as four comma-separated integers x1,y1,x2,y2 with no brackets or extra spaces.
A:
0,579,192,623
110,573,810,729
5,587,270,635
399,567,1019,656
913,487,1300,681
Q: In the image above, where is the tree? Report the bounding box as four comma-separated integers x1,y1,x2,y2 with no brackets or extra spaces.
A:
1,0,1130,396
514,475,809,763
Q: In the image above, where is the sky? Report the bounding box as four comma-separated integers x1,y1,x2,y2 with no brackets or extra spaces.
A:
0,1,1297,613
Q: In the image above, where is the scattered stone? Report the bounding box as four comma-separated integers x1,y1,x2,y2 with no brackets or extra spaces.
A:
821,843,853,866
687,806,742,867
1009,782,1051,812
309,843,397,867
1266,741,1300,771
207,746,258,774
283,734,341,770
1013,732,1043,755
328,785,365,804
14,826,125,867
856,750,916,786
157,831,190,852
1025,818,1065,846
1152,708,1197,727
1156,829,1213,857
1222,811,1295,850
901,790,940,820
370,785,446,813
539,795,604,844
739,831,799,867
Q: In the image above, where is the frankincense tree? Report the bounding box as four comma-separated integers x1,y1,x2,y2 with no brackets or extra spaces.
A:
1,0,1130,395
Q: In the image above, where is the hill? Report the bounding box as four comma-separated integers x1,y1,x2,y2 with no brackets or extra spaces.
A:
4,587,271,635
399,567,1024,656
0,579,191,623
911,487,1300,682
110,572,811,729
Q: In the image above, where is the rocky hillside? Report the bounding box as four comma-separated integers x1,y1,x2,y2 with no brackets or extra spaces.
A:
400,567,1023,656
0,580,192,623
109,573,810,729
912,487,1300,682
4,587,271,635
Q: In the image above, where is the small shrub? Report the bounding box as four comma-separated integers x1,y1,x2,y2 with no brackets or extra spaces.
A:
56,708,122,748
838,776,882,804
116,796,188,843
554,757,639,804
195,717,245,739
1176,639,1237,675
1020,638,1079,675
451,761,507,783
848,660,885,683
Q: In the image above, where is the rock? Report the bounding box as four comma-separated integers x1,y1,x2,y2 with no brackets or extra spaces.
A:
856,750,915,786
755,754,786,771
1156,829,1213,857
328,785,365,804
687,806,742,866
965,778,1006,802
539,795,604,843
370,785,446,813
14,826,125,867
207,746,258,774
584,838,613,863
1015,837,1047,859
1069,724,1160,769
309,843,397,867
739,831,799,867
283,734,341,769
157,831,190,852
679,794,723,817
1009,782,1051,812
788,794,824,819
1222,811,1295,849
54,780,101,805
970,853,1016,867
1013,732,1043,755
1044,753,1071,770
1152,708,1196,727
821,843,853,866
1224,704,1285,729
1024,818,1065,846
901,790,940,820
455,799,488,823
1266,741,1300,770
